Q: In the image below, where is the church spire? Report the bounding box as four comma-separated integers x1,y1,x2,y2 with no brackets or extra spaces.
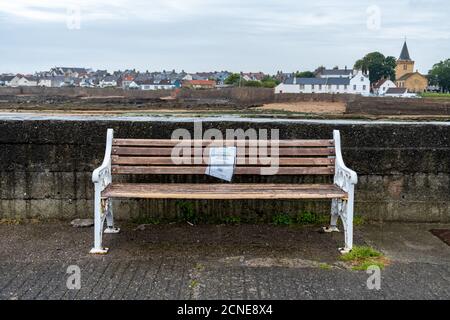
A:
399,40,411,61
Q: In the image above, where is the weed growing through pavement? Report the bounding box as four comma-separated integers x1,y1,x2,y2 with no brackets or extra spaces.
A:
340,246,389,271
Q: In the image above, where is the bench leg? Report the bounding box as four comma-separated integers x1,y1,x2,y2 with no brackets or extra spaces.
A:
322,198,354,254
90,195,108,254
338,199,353,254
104,198,120,234
323,199,340,233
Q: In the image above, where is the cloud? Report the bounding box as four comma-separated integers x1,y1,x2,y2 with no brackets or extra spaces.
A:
0,0,449,73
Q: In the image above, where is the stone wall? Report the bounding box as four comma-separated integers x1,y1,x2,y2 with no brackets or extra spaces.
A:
0,118,449,222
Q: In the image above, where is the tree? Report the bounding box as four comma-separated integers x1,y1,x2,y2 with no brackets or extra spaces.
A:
244,80,262,87
260,75,280,88
224,73,242,86
354,52,397,84
294,71,315,78
428,59,450,92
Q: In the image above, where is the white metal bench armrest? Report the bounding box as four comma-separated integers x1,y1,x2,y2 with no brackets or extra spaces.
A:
333,130,357,192
92,129,114,191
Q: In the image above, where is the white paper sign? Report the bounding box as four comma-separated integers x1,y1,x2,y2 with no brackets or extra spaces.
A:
205,147,237,182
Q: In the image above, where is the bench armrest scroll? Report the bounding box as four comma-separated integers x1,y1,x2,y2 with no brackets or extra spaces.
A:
333,130,357,192
92,129,114,191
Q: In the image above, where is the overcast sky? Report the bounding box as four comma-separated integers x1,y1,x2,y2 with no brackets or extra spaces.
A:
0,0,449,74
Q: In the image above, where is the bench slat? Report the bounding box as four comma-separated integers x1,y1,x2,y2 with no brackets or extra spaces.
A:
102,183,347,199
113,139,334,147
112,156,335,166
111,166,334,175
112,147,335,156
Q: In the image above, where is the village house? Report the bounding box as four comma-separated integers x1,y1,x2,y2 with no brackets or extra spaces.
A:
0,75,15,86
121,75,135,89
99,75,119,88
38,76,65,87
241,72,266,81
9,75,38,87
80,77,98,88
133,79,180,90
50,67,90,78
372,78,397,96
274,70,370,95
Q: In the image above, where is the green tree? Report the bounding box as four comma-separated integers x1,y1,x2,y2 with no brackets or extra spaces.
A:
294,71,315,78
428,59,450,92
224,73,242,86
260,75,280,88
354,52,397,84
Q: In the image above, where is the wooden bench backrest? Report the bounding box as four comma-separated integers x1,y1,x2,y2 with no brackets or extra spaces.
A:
111,138,335,175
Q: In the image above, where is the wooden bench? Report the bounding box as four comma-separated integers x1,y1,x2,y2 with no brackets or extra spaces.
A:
90,129,357,254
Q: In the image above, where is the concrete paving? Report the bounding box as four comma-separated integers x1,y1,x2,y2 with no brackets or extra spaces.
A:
0,222,449,300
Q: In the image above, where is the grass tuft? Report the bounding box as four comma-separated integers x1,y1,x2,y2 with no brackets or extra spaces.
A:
318,263,332,270
340,246,388,271
272,213,293,225
296,211,328,225
177,201,199,224
222,216,241,224
353,215,365,226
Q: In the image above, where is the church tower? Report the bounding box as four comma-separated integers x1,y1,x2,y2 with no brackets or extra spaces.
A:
395,41,414,80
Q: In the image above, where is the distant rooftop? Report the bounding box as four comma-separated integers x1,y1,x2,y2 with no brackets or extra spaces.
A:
386,87,408,94
320,68,353,76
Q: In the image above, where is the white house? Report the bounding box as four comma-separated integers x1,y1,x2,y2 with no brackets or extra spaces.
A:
9,75,38,87
38,76,65,87
135,79,177,90
373,79,397,96
99,76,118,88
80,78,98,88
275,70,370,95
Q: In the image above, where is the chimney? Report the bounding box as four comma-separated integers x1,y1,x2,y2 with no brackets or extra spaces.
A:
293,77,297,85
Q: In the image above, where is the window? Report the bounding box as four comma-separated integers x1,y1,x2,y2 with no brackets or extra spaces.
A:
328,84,332,90
363,85,366,90
336,85,340,90
318,84,322,90
361,77,364,82
403,64,407,70
299,84,305,90
353,85,357,90
311,84,315,89
344,85,348,90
